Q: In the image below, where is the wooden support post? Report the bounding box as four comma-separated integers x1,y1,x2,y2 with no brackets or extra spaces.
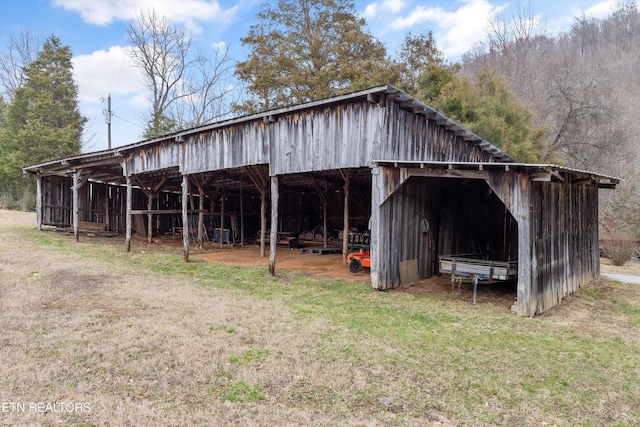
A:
36,176,42,231
370,166,385,289
269,176,278,276
323,202,328,249
198,186,205,250
147,196,153,243
310,174,328,248
104,186,110,231
73,171,79,242
182,174,190,262
260,191,266,257
220,188,225,248
341,169,352,264
485,173,534,316
125,176,132,252
240,181,244,246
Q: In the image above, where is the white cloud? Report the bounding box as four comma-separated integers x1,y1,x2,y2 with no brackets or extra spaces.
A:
362,0,407,20
72,45,145,103
576,0,617,19
73,46,150,149
211,40,227,54
381,0,406,14
389,0,506,59
52,0,238,29
363,3,378,20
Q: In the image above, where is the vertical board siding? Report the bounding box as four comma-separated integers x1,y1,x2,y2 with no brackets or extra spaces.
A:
126,141,181,175
533,182,599,315
41,175,72,226
124,96,500,178
272,101,385,175
183,121,270,174
381,100,496,163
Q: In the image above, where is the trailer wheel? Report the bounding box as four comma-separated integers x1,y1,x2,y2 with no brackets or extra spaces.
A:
349,258,363,273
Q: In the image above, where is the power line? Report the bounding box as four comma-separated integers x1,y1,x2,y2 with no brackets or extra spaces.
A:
112,112,144,128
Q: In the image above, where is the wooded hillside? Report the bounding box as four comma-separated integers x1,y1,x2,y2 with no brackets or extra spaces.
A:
460,1,640,239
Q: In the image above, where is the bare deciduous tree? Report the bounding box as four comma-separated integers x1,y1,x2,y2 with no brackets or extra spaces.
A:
127,10,235,138
171,45,236,129
0,30,42,100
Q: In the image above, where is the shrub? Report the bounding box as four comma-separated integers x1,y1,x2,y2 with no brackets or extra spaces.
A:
601,234,638,266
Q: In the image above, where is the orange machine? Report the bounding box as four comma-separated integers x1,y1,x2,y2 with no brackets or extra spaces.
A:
346,248,370,273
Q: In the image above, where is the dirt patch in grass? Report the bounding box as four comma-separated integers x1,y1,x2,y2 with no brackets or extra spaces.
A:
193,244,371,284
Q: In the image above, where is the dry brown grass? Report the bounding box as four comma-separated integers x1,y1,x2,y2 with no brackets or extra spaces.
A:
0,211,442,426
1,209,640,426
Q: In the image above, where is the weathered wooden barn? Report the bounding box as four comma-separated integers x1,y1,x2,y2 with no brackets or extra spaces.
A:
24,85,618,316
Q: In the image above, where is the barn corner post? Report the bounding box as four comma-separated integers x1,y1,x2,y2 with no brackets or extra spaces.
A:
486,172,534,316
369,165,385,289
182,173,190,262
517,174,535,317
269,175,279,276
35,176,43,231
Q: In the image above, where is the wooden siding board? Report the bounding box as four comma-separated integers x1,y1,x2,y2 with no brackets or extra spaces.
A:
272,101,385,175
532,182,599,315
380,101,495,164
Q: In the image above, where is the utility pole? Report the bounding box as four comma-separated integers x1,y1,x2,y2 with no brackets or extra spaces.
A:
106,94,112,150
102,94,113,149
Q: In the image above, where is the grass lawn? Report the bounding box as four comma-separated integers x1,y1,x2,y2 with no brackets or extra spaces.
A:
1,209,639,426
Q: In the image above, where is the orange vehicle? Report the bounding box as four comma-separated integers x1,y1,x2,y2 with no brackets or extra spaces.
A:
347,248,370,273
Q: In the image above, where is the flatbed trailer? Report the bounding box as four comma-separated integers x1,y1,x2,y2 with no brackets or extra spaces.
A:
438,254,517,303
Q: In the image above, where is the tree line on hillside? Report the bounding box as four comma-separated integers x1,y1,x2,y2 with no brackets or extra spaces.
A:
0,0,637,244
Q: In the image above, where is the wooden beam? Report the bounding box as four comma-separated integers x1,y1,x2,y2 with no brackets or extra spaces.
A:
269,176,279,276
245,165,268,193
198,186,205,249
340,169,354,264
73,171,79,242
36,176,42,231
485,173,534,316
72,169,96,191
260,191,266,257
370,166,383,289
402,167,489,181
104,185,110,231
310,174,329,248
182,174,190,262
147,195,153,243
220,188,225,249
240,180,244,246
125,176,132,252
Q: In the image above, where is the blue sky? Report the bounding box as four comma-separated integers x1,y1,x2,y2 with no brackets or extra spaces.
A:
0,0,626,153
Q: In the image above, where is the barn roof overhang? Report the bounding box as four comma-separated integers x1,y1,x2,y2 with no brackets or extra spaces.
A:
374,160,620,189
23,84,513,178
27,85,573,184
109,85,514,163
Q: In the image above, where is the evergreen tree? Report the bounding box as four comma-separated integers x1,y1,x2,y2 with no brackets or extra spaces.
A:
396,30,445,97
420,68,545,163
0,35,86,208
235,0,389,113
